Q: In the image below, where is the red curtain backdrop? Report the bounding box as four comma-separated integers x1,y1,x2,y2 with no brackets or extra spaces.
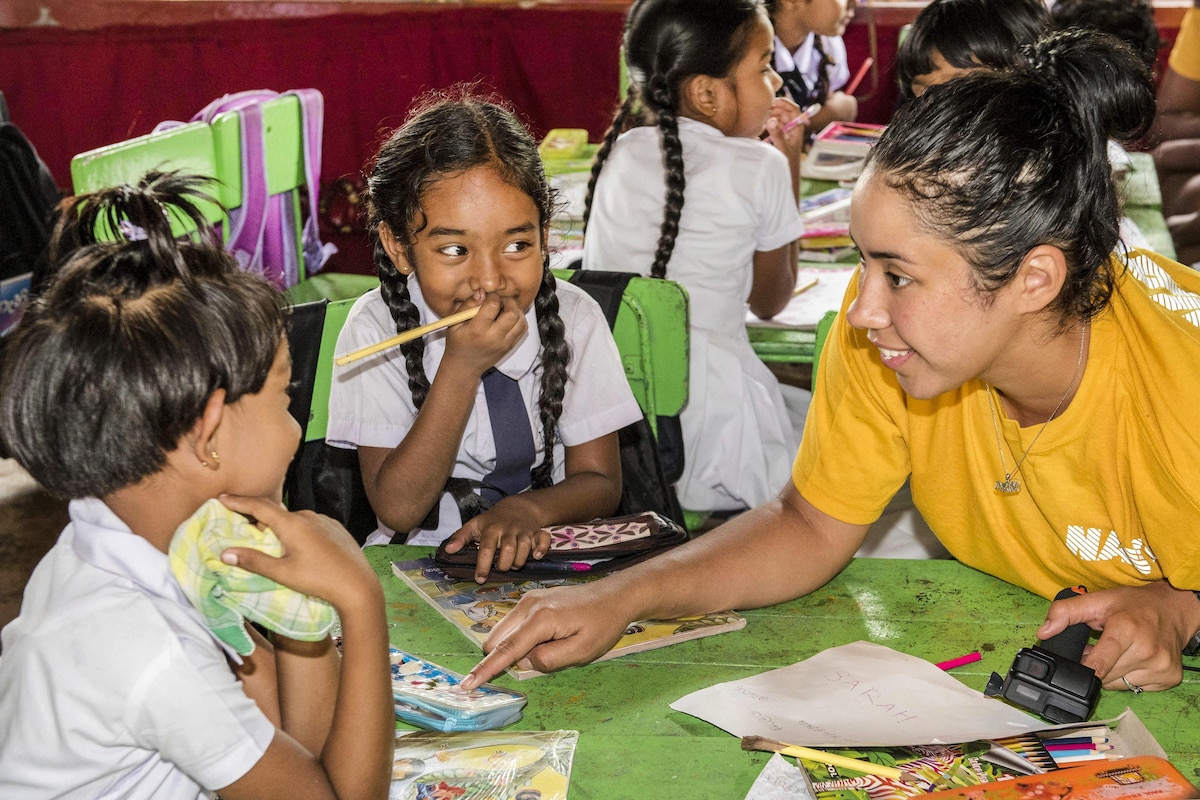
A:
0,8,627,190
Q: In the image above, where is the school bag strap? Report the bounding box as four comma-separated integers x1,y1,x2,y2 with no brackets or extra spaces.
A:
153,89,336,289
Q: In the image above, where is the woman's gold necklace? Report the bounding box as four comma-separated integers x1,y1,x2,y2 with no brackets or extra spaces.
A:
986,324,1088,496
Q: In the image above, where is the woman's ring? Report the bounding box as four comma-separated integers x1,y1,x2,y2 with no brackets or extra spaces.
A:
1121,675,1144,694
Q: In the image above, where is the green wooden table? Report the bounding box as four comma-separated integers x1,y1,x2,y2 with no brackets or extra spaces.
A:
370,547,1200,798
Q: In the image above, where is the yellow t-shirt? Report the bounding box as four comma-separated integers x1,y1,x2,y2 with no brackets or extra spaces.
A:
1169,8,1200,83
794,249,1200,600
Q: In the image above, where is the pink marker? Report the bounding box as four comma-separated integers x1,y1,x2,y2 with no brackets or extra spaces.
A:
764,104,820,144
935,651,982,671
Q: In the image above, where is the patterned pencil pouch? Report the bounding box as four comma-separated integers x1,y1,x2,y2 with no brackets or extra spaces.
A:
432,511,689,581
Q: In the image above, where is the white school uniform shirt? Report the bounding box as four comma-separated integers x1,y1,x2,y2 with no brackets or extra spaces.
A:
774,33,851,104
0,498,274,800
583,117,805,511
327,277,643,545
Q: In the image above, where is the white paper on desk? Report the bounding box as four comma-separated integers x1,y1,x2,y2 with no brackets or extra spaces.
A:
670,641,1046,746
746,266,856,329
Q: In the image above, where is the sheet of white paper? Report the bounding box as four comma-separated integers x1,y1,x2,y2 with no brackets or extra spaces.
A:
746,265,856,330
671,641,1047,746
744,754,817,800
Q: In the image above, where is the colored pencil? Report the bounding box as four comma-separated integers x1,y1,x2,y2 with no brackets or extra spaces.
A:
793,277,820,297
335,305,481,366
845,57,874,95
740,736,918,782
935,651,981,671
1052,752,1114,763
1044,743,1113,753
1038,736,1110,746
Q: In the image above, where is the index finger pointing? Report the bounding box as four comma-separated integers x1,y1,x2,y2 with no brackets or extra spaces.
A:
462,636,533,689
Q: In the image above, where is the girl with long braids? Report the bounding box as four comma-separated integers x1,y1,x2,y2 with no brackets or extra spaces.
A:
328,92,642,583
582,0,809,515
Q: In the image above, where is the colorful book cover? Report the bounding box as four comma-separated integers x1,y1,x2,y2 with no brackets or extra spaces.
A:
390,729,578,800
794,742,1024,800
391,557,746,680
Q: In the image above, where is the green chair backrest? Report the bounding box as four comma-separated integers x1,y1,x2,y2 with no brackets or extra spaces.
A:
209,95,305,210
305,296,362,443
552,269,689,435
70,122,225,236
285,275,382,442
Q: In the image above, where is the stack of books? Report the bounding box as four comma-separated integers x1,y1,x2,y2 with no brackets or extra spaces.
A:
801,121,887,182
799,187,856,262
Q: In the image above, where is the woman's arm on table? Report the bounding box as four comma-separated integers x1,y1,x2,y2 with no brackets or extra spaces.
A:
460,482,870,688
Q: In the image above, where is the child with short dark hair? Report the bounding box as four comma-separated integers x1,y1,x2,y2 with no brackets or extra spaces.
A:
896,0,1048,101
327,93,643,583
582,0,808,514
0,171,393,799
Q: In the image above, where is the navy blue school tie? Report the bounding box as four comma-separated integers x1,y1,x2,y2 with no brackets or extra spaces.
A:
479,367,536,506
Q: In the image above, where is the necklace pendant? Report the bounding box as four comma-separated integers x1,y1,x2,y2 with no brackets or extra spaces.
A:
994,477,1021,495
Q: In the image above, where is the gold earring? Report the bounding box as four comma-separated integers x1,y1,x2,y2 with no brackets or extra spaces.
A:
210,451,220,467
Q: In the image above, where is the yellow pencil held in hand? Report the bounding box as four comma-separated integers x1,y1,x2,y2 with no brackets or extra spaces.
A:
335,306,482,366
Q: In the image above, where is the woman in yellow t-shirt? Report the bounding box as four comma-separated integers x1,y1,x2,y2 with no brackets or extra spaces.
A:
459,28,1200,696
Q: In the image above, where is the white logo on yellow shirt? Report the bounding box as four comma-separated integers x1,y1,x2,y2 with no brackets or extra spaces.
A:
1127,253,1200,326
1065,526,1156,574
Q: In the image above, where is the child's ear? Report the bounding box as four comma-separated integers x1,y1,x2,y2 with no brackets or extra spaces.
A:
378,223,414,276
681,74,721,121
188,389,227,470
1014,244,1068,315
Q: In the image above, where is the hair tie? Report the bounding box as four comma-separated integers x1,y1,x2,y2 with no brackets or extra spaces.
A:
118,220,149,242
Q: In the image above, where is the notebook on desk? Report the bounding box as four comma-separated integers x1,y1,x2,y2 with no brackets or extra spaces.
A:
747,264,856,330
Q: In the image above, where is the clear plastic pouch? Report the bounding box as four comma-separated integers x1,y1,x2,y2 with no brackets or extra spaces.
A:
390,648,526,732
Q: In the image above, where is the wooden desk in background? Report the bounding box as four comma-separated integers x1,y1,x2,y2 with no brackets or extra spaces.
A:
372,546,1200,798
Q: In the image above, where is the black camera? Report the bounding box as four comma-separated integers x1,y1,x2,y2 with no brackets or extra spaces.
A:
984,587,1102,724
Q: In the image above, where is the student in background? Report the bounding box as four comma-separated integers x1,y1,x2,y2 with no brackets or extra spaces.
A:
766,0,859,130
896,0,1048,101
328,93,642,583
0,172,393,798
582,0,808,517
1049,0,1164,254
464,30,1200,696
1153,0,1200,267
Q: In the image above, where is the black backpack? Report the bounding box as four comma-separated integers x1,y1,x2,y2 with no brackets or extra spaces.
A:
0,100,59,319
0,96,61,458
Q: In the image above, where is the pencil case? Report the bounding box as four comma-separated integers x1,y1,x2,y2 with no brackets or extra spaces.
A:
432,511,689,581
390,648,526,732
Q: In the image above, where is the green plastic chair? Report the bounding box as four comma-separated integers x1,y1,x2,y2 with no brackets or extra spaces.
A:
70,122,225,236
550,269,688,435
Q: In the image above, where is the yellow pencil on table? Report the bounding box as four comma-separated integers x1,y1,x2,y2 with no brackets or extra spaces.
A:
335,305,481,366
793,276,820,296
741,735,918,782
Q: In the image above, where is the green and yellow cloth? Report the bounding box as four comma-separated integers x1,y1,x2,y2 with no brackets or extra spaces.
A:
168,499,336,655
